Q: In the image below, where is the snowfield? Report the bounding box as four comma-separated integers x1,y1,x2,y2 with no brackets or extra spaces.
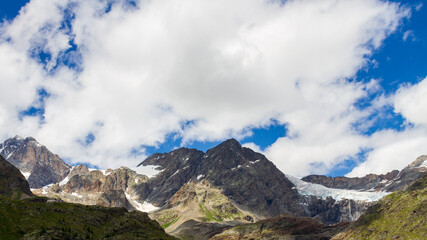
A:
286,174,390,202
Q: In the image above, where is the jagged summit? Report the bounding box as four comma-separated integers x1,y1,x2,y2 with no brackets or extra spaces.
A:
0,136,71,188
212,138,242,150
135,138,303,218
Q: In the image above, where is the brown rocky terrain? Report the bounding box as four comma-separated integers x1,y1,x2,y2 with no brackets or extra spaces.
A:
33,165,150,210
150,180,257,239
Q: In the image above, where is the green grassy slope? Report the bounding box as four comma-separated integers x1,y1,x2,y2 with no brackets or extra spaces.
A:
0,196,177,240
333,173,427,240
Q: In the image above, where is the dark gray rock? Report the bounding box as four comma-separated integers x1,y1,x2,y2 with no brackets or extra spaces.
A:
302,155,427,192
0,155,33,198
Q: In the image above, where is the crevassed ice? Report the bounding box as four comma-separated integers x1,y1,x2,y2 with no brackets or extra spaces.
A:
133,165,164,178
286,175,390,202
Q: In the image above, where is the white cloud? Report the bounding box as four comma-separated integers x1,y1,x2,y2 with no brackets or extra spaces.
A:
242,142,263,154
0,0,417,174
346,77,427,176
402,30,416,41
393,78,427,125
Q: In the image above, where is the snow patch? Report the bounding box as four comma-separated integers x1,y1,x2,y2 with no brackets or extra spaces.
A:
286,174,389,202
125,191,159,212
250,159,260,164
184,157,190,161
59,176,70,186
170,169,180,178
41,184,54,194
71,192,83,198
197,175,204,180
21,171,31,180
98,169,111,176
133,164,164,178
418,159,427,168
6,151,15,159
59,166,75,186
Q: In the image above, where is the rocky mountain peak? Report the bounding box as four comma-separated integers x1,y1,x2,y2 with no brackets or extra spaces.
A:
139,147,204,169
214,138,242,150
0,136,71,188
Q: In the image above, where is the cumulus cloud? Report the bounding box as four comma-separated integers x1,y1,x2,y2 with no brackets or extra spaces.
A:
0,0,418,175
347,77,427,176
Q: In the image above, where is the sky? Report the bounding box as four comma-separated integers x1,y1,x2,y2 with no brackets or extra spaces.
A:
0,0,426,178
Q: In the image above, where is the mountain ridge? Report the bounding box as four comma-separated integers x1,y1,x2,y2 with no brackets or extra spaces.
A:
1,135,426,239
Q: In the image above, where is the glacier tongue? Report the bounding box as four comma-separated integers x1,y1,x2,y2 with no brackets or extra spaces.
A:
286,174,390,202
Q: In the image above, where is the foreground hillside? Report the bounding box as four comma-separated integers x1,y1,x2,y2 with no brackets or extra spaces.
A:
0,197,177,240
333,173,427,239
0,155,33,200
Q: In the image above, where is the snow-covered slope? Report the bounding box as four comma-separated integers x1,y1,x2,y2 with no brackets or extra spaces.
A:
286,174,390,202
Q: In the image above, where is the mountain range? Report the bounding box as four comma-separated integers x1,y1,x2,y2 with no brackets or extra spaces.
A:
1,136,425,239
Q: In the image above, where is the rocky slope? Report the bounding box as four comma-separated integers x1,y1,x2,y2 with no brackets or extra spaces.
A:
138,139,304,218
0,155,33,199
150,180,256,239
332,173,427,240
32,165,153,211
0,136,71,188
302,155,427,192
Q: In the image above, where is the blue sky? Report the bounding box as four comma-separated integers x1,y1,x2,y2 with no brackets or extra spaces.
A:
0,0,426,177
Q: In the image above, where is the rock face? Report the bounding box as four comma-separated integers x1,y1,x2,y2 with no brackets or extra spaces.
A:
301,196,371,224
0,136,71,188
302,155,427,192
332,173,427,240
138,139,304,218
35,165,150,210
0,155,33,199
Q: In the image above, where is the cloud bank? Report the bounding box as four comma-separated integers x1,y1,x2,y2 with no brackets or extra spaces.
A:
0,0,424,177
